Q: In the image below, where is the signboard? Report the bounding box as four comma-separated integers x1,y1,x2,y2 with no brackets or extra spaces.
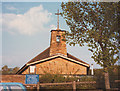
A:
25,75,39,84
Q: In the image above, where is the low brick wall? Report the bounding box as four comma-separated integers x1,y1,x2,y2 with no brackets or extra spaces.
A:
0,75,25,84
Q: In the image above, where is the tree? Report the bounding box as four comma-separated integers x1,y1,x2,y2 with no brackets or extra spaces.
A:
12,67,19,74
2,65,19,74
61,2,120,89
2,65,10,74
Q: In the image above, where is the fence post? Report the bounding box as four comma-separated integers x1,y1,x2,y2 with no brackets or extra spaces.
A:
37,82,40,91
73,81,76,91
30,86,33,90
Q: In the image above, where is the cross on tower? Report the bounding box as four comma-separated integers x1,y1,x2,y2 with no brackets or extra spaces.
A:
55,9,61,30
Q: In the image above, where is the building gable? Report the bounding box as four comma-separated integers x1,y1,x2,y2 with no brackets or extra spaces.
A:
22,57,88,75
17,53,89,74
27,55,89,67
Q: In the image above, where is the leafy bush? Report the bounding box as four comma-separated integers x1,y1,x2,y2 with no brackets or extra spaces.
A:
39,74,74,89
93,65,120,89
79,76,95,82
39,66,120,89
39,74,80,83
39,74,96,89
77,76,96,89
39,74,65,83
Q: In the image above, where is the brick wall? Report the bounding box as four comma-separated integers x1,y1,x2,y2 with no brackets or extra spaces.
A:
0,75,25,84
50,30,67,56
22,57,87,75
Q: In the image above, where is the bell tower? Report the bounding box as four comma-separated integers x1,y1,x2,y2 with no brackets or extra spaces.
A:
49,9,67,56
50,30,67,56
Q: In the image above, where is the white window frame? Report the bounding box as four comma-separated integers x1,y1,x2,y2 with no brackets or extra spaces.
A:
30,65,36,74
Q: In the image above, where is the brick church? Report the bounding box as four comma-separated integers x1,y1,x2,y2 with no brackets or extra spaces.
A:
17,10,90,75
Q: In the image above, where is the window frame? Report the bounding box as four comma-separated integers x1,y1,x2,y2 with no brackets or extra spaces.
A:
29,65,36,74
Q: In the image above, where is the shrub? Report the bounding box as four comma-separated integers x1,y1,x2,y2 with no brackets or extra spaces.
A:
79,76,95,82
77,76,96,89
39,74,96,89
39,74,65,83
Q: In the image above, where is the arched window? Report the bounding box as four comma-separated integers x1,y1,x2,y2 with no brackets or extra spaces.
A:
56,35,60,42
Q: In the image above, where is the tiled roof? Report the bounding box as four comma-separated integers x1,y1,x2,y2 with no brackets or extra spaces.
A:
27,47,88,65
27,47,50,64
17,47,89,74
67,53,89,65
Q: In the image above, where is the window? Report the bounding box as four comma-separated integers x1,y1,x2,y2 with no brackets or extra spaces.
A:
56,35,60,42
30,66,36,74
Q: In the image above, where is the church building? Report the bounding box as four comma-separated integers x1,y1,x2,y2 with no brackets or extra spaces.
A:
17,10,90,75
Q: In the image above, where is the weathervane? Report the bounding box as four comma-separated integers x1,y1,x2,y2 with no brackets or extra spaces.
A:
55,9,61,30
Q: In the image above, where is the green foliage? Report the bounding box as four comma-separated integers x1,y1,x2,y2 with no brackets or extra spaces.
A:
2,65,19,75
93,65,120,89
77,76,96,89
39,66,120,89
39,74,79,83
94,69,105,89
61,2,120,69
39,74,65,83
77,84,96,89
42,85,72,90
109,65,120,88
79,76,95,82
39,74,96,89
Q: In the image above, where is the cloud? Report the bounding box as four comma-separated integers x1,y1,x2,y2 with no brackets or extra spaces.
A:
6,6,17,10
49,13,52,16
2,5,52,35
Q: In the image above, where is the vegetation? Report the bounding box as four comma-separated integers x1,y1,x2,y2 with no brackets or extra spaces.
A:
93,65,120,89
39,74,77,83
39,73,96,89
1,65,19,75
39,65,119,89
61,2,120,89
1,65,119,89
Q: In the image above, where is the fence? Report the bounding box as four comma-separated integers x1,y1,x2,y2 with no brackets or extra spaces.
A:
24,81,96,91
1,75,119,90
24,80,120,91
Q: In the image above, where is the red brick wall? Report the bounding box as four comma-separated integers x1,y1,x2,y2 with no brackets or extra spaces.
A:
1,75,25,84
50,30,67,56
22,58,87,75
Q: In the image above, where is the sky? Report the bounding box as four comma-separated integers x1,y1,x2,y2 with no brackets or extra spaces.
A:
0,1,104,70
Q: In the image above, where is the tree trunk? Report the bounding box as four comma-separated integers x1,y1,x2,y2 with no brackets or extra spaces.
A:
104,71,110,89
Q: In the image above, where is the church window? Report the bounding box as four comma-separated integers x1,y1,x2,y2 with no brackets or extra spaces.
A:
56,35,60,42
30,66,36,74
